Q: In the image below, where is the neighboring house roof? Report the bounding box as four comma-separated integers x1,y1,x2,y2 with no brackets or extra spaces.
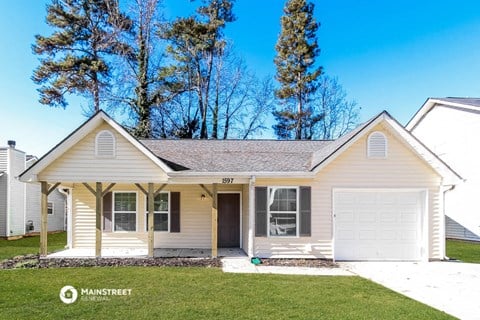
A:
19,109,461,184
406,97,480,130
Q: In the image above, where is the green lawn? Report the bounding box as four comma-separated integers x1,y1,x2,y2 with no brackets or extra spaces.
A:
0,232,67,260
0,267,452,319
446,239,480,263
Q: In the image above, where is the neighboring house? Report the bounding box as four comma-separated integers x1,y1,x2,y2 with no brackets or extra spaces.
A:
20,110,460,261
407,97,480,241
0,141,66,238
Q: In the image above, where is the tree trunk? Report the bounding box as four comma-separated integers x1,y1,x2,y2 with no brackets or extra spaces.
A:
135,27,152,138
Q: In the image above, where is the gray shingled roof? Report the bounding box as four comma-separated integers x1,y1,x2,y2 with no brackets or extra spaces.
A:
433,97,480,108
140,139,332,172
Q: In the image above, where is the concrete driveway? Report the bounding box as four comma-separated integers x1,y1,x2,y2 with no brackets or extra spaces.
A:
341,261,480,320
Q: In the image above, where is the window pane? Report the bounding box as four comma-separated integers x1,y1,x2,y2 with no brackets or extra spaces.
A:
47,203,53,215
269,213,296,236
145,213,168,231
154,193,168,212
114,193,136,211
115,212,136,231
269,188,296,212
155,213,168,231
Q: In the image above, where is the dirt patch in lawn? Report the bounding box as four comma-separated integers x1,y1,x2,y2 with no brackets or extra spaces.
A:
0,254,222,269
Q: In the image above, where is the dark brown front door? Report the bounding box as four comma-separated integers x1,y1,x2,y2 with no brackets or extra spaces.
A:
218,193,240,248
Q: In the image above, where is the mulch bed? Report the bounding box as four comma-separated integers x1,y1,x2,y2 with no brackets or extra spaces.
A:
1,255,337,270
257,258,337,268
0,254,222,270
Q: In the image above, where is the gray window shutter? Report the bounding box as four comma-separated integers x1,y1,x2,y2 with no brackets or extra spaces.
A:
103,192,112,232
299,186,311,237
255,187,268,237
170,192,180,233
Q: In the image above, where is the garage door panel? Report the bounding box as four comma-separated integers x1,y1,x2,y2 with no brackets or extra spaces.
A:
359,230,376,240
359,213,376,222
334,190,423,261
337,229,355,240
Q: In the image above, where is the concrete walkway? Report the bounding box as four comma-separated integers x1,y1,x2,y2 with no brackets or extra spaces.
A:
341,261,480,320
222,257,353,276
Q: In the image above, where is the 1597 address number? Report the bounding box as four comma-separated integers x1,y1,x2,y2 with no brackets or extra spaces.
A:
222,178,234,184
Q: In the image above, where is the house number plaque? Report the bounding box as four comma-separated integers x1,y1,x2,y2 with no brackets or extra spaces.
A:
222,178,234,184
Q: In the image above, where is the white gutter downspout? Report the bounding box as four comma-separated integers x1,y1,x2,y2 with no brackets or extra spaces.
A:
58,187,72,249
441,184,456,260
247,175,256,257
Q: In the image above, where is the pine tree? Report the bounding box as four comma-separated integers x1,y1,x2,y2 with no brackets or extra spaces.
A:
159,0,235,139
32,0,131,111
273,0,322,139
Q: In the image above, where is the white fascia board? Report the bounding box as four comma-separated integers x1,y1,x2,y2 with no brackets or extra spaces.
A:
406,98,480,131
19,111,172,182
19,114,105,182
168,171,315,178
167,171,314,184
99,114,172,174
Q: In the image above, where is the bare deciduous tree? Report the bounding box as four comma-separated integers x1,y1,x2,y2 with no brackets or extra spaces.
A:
314,75,360,140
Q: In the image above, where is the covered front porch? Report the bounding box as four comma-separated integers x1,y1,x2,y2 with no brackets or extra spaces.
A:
46,247,247,258
37,179,254,258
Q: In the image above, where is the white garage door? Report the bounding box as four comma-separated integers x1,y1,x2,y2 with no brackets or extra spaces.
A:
334,190,424,261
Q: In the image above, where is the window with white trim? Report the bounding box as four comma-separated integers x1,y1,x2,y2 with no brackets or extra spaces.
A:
47,202,54,215
367,131,387,158
113,192,137,232
145,192,169,232
268,187,298,237
95,130,116,158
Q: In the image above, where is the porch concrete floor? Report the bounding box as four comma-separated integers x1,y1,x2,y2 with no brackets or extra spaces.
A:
46,248,246,258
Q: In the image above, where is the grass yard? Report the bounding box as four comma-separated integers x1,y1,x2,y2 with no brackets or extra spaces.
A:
0,267,453,319
0,232,66,260
446,239,480,263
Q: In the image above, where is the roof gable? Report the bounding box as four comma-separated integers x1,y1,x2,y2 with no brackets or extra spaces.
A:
406,97,480,131
311,111,462,184
20,111,172,182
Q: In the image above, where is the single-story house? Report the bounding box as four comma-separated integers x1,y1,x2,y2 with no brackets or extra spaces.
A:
19,110,460,261
407,97,480,241
0,141,66,238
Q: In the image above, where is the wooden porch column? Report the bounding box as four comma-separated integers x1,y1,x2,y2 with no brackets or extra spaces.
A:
147,183,155,257
211,183,218,257
40,181,48,256
95,182,102,257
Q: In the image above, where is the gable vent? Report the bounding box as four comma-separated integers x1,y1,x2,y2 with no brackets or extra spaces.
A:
367,131,387,158
95,130,116,158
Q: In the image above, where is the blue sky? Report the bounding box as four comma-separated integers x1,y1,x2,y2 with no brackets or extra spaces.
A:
1,0,480,156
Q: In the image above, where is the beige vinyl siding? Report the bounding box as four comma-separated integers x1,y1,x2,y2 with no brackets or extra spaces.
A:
254,124,442,260
39,122,168,183
0,149,8,236
72,183,244,250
